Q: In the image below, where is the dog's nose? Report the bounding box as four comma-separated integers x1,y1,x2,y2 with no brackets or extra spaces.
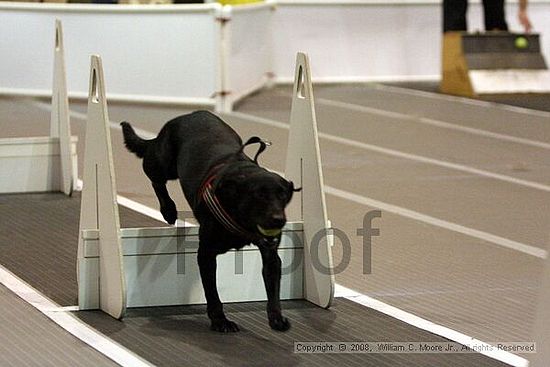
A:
269,214,286,229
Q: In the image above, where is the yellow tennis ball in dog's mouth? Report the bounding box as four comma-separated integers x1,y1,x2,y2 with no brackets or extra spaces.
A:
257,225,282,237
515,36,529,49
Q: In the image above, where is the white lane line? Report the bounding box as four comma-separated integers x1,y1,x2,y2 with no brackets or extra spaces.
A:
117,194,196,228
335,284,528,367
39,305,81,313
228,110,550,193
0,265,155,367
269,169,546,260
77,178,196,229
117,195,166,223
261,145,547,259
317,97,550,150
325,185,547,259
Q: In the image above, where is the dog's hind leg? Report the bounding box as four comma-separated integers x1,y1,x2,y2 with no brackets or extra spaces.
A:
151,181,177,224
259,245,291,332
197,245,240,332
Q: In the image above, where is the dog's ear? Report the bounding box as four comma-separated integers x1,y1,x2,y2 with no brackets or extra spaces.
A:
286,180,301,202
289,181,302,192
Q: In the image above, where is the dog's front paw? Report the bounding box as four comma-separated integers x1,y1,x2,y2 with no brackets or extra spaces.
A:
160,202,177,225
210,318,240,333
269,315,291,332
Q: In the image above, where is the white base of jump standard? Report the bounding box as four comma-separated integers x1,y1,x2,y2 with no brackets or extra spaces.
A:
79,224,304,309
0,137,77,194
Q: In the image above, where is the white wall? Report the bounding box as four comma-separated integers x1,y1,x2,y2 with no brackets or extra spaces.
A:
272,0,550,82
0,3,222,105
223,3,275,110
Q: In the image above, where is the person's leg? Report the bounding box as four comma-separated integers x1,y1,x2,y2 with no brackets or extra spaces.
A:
443,0,469,32
483,0,509,31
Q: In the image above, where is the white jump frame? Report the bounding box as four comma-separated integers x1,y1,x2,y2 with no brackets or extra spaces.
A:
0,20,76,195
77,52,334,319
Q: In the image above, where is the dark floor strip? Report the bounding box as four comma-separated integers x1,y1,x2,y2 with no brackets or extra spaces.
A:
383,81,550,113
0,192,163,306
0,284,118,367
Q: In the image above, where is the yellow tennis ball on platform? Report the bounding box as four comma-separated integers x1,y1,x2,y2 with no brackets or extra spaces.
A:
515,36,529,49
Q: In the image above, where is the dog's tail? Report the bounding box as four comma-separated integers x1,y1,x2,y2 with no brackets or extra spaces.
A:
120,122,148,158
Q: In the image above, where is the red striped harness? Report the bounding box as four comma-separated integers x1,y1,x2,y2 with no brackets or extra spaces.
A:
197,164,255,240
196,137,271,240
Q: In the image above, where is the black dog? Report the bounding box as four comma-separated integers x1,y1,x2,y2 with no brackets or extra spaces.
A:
121,111,299,332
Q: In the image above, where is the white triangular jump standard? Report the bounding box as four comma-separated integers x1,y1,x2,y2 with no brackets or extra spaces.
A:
51,20,75,196
77,56,126,319
285,52,335,308
77,53,334,317
0,20,76,195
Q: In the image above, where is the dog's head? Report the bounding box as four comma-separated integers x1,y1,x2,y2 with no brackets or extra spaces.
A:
217,169,300,247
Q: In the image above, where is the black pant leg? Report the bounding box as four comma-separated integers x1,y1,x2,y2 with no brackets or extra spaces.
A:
482,0,509,31
443,0,469,32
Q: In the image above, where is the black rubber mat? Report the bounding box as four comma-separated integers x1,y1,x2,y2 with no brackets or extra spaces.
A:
0,192,511,366
0,192,163,306
0,284,118,367
77,298,510,367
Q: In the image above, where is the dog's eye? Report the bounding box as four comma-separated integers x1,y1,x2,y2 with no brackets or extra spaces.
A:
256,190,269,200
272,188,288,201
